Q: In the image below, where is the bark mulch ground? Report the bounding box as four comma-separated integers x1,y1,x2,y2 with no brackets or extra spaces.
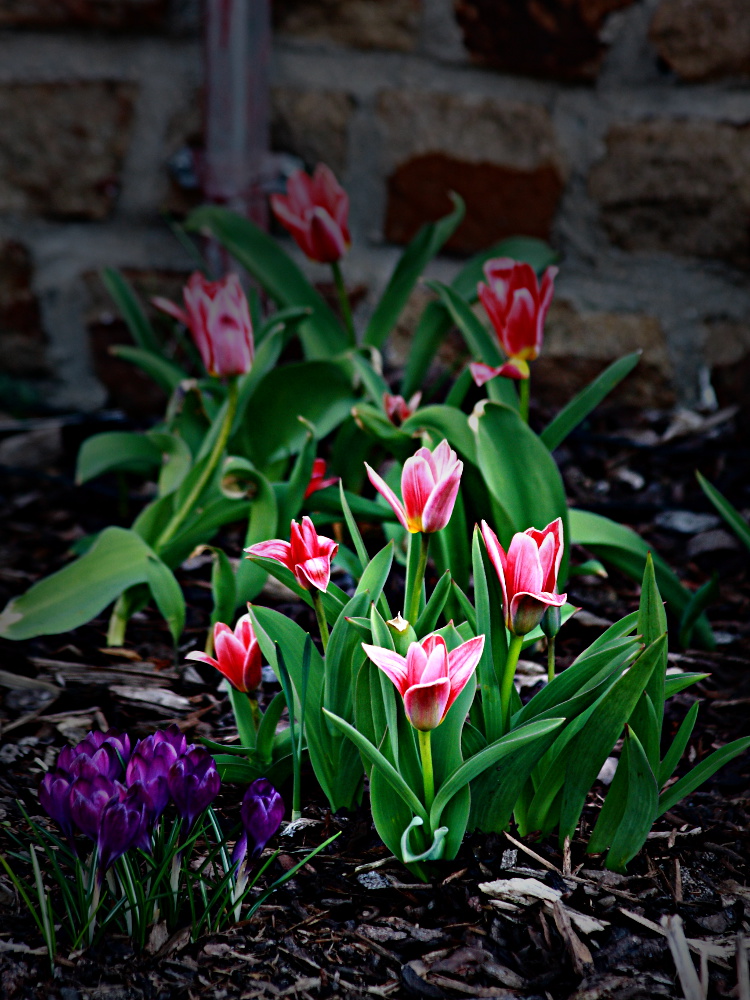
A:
0,402,748,1000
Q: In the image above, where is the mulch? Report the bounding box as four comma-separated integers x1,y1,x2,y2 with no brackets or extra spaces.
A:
0,401,748,1000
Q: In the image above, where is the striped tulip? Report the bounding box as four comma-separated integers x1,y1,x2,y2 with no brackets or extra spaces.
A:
365,439,462,534
245,516,338,593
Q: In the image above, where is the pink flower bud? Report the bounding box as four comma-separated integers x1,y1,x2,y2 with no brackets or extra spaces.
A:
271,164,351,264
186,613,262,693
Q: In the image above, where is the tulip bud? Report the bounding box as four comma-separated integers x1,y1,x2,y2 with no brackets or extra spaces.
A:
541,604,562,640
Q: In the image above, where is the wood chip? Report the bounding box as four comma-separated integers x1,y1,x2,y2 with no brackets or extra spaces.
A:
479,877,562,906
661,914,705,1000
551,899,593,975
109,686,192,712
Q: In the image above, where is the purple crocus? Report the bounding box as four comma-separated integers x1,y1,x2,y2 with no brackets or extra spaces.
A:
38,771,75,839
233,779,285,867
153,724,190,757
96,784,151,875
126,736,180,821
57,730,131,777
167,747,220,832
69,775,119,841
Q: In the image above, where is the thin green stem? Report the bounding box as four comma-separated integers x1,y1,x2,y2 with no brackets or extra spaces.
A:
519,374,531,424
406,533,430,627
547,637,556,684
311,589,329,651
500,633,524,733
331,260,355,346
156,376,239,550
417,729,435,813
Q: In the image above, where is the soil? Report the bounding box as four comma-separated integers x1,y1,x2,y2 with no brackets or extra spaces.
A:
0,401,748,1000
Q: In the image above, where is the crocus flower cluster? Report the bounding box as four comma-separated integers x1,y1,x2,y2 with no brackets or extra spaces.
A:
271,164,351,264
153,271,255,378
187,613,262,693
246,515,339,593
471,258,557,385
39,726,220,875
366,439,463,535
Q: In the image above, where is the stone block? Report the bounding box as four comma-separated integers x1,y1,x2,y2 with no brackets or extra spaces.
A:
650,0,750,81
0,0,168,29
0,82,137,221
378,91,565,253
271,88,354,175
589,120,750,267
0,241,47,377
533,300,676,407
454,0,636,80
273,0,421,52
704,318,750,407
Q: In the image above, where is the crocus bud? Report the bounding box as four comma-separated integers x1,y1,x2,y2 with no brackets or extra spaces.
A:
126,736,180,821
481,518,567,636
365,439,463,534
362,632,484,732
186,613,262,693
57,730,130,779
152,724,189,758
270,164,351,264
38,771,75,839
69,775,119,840
153,272,254,378
168,747,221,832
233,778,285,867
97,784,150,875
245,516,339,594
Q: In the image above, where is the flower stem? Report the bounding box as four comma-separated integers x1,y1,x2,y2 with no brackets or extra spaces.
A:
500,633,524,733
417,729,435,813
405,532,430,627
156,376,239,550
547,636,556,683
519,374,531,424
311,588,329,651
331,260,355,346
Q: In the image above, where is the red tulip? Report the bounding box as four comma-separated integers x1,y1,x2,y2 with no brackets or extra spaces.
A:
152,271,254,377
471,258,557,385
365,439,463,534
186,613,262,693
362,633,484,731
270,164,351,264
245,516,338,593
481,518,567,636
304,458,338,499
383,391,421,426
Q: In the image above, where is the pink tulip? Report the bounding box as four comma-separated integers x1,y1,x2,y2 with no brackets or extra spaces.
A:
472,258,557,385
362,633,484,731
365,439,463,534
152,272,254,378
383,391,422,426
270,164,351,264
245,516,338,593
481,518,567,636
186,613,262,693
304,458,338,499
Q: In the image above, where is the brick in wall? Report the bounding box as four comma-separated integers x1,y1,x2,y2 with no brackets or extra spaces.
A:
271,87,355,175
0,241,47,377
650,0,750,82
272,0,421,52
0,0,169,30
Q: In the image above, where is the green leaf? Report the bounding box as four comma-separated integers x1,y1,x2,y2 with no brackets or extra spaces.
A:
0,527,154,640
363,194,465,349
148,431,193,496
338,480,369,572
274,427,316,528
476,402,569,581
584,743,630,855
471,528,505,743
401,405,478,465
638,554,668,768
76,432,161,484
604,728,659,872
426,281,502,367
558,635,666,844
145,554,185,644
206,546,236,629
540,353,641,453
324,591,370,722
664,673,708,699
185,206,346,357
659,701,700,787
109,345,188,395
658,736,750,816
679,574,720,649
414,570,452,638
569,508,715,649
102,268,161,354
696,471,750,552
431,718,564,830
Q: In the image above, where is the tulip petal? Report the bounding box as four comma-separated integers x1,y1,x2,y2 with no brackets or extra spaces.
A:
295,556,332,593
505,532,544,602
509,590,567,636
308,207,349,263
151,296,189,326
504,288,538,360
480,521,509,611
245,539,293,569
361,643,409,692
401,455,436,532
403,678,451,731
421,464,462,533
185,650,222,672
365,463,409,531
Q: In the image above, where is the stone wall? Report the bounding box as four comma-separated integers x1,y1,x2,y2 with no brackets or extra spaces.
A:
1,0,749,412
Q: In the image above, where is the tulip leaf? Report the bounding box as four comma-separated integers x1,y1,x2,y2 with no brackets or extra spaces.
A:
0,527,153,641
159,496,253,568
430,676,476,858
558,635,666,844
205,545,237,630
664,672,709,699
679,573,720,649
185,206,346,357
401,405,478,466
324,592,370,724
638,554,668,759
414,570,452,638
148,431,194,496
76,431,162,484
696,471,750,552
540,352,641,453
245,554,347,626
430,718,564,831
471,528,505,744
363,194,465,349
102,267,162,355
145,553,185,645
338,480,369,572
658,700,700,788
569,508,714,650
274,427,317,528
476,401,569,582
657,735,750,817
109,344,188,395
604,728,659,872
